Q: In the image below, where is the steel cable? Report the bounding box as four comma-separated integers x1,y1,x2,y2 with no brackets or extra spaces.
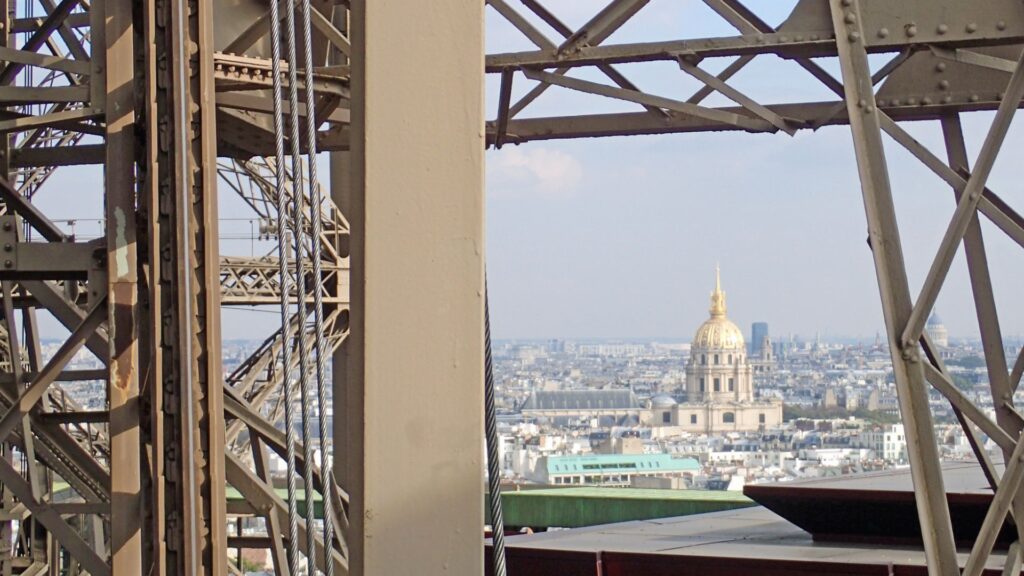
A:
283,0,320,571
297,0,338,573
266,1,302,573
485,279,508,576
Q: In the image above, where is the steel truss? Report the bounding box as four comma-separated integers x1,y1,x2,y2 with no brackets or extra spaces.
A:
0,0,1020,574
485,1,1024,575
0,0,352,574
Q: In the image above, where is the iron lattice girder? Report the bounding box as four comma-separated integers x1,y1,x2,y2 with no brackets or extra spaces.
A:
484,0,1024,145
484,1,1024,575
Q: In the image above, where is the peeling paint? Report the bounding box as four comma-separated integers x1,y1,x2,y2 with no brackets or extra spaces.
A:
114,207,130,279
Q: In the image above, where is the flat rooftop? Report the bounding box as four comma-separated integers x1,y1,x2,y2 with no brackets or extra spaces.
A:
488,506,1017,575
488,462,1016,575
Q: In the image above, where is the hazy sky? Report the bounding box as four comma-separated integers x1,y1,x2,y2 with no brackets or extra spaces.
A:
29,1,1024,345
483,0,1024,343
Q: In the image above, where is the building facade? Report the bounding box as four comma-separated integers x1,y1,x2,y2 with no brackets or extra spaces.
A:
644,269,782,433
927,311,949,348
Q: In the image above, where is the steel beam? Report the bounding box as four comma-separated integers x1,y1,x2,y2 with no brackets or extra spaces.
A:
829,1,959,574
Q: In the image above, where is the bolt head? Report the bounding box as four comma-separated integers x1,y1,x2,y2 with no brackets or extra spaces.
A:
2,223,10,232
939,79,950,90
936,62,947,72
937,24,948,34
877,27,889,38
906,24,918,37
966,22,977,33
997,21,1007,31
4,260,12,269
848,31,860,42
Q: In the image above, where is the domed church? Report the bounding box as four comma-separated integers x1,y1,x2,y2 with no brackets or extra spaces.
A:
645,268,782,433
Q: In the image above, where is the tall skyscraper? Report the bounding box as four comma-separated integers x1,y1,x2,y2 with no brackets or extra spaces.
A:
751,322,769,356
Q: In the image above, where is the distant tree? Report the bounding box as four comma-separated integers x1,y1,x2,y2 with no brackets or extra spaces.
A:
948,355,986,369
950,373,974,390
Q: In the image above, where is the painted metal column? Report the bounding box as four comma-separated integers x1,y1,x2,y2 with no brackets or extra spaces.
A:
104,0,143,572
346,0,485,574
829,1,959,575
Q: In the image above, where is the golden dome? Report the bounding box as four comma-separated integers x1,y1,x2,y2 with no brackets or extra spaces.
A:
692,267,745,351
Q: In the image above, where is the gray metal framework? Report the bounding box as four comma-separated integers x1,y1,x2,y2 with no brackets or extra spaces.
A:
484,2,1024,575
0,0,1015,574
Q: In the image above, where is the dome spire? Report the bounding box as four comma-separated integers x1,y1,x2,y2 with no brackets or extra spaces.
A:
710,264,727,318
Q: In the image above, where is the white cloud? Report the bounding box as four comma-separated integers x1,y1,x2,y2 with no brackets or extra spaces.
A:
488,146,584,195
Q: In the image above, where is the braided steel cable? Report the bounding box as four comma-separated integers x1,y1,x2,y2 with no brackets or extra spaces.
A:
283,0,320,571
484,280,508,576
298,0,338,573
267,1,302,573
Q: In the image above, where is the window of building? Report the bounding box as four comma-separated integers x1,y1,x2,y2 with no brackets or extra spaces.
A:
728,378,735,392
759,413,766,424
662,411,671,423
701,354,706,365
714,378,721,392
690,414,697,424
723,412,735,424
728,354,732,364
699,378,705,392
714,354,719,365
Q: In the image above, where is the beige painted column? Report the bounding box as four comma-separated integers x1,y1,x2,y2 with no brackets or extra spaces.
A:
344,1,485,574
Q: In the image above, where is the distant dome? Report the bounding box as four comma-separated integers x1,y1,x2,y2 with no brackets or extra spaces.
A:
649,394,678,408
692,267,745,351
927,311,944,327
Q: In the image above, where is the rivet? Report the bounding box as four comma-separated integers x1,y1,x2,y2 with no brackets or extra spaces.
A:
938,79,950,90
780,35,789,43
906,24,917,37
997,92,1005,100
922,96,933,105
966,22,977,33
877,27,889,38
2,244,10,253
937,24,948,34
908,97,918,105
810,34,820,41
942,95,952,104
857,98,867,108
795,34,804,42
848,31,860,42
876,99,887,107
865,105,874,113
997,21,1007,31
4,261,12,269
845,13,856,24
891,98,901,106
936,62,947,72
969,93,979,102
1,222,10,232
756,34,765,43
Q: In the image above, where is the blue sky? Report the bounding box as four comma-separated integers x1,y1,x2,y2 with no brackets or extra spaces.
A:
29,0,1024,345
483,0,1024,342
